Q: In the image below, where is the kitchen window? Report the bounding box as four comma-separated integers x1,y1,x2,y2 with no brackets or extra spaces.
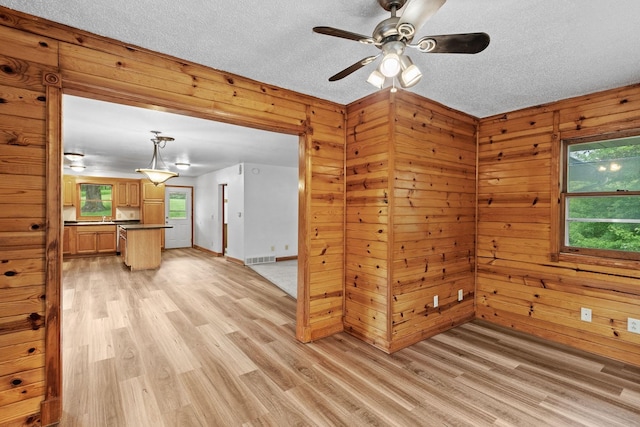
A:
77,183,114,220
561,132,640,261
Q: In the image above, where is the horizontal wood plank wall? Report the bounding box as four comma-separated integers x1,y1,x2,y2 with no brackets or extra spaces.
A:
0,22,56,427
477,83,640,367
0,6,345,425
345,90,477,352
390,91,476,352
345,91,393,350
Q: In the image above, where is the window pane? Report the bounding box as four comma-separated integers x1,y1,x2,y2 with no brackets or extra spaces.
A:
168,192,187,219
567,136,640,192
80,184,113,217
566,196,640,252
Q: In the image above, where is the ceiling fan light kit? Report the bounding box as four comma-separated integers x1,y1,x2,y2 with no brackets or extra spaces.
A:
313,0,489,92
136,131,179,185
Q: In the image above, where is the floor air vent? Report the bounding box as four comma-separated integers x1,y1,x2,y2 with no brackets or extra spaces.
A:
245,256,276,265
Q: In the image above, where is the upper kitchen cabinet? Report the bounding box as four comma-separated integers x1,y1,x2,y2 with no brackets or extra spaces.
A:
142,180,165,201
63,175,76,206
116,180,140,208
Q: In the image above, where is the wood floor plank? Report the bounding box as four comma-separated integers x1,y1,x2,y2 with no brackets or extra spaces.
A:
60,248,640,426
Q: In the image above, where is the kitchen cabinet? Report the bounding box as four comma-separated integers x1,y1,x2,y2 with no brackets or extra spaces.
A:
116,181,140,207
63,226,76,255
63,176,76,206
142,180,165,201
75,224,117,255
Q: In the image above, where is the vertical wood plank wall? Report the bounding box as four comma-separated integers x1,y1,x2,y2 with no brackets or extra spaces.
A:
0,7,345,425
345,90,477,352
477,83,640,366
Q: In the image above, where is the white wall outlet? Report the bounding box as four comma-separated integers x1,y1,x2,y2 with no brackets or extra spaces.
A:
458,289,464,301
580,307,592,322
433,295,439,308
628,318,640,334
270,246,275,252
285,244,289,250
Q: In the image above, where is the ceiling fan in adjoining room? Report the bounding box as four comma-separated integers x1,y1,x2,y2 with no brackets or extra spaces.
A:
313,0,490,90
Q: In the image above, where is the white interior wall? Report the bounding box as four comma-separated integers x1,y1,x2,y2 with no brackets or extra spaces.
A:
243,163,298,260
194,162,298,263
194,164,245,259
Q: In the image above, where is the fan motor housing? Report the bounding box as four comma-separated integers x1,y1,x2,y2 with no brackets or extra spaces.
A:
377,0,407,12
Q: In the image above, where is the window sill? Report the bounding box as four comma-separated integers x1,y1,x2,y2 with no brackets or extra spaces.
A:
557,252,640,270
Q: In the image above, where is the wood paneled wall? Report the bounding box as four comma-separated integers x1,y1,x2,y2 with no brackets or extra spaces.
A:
0,7,345,425
477,83,640,366
345,90,477,352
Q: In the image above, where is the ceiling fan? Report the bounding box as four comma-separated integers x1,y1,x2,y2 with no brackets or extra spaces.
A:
313,0,490,89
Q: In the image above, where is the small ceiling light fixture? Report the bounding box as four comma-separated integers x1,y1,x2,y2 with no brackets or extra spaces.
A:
175,162,191,170
398,55,422,88
379,41,403,77
136,131,179,186
69,164,86,172
64,152,84,162
366,69,386,89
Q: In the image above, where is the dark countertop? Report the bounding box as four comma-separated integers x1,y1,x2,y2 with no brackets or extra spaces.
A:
118,224,173,230
65,220,140,226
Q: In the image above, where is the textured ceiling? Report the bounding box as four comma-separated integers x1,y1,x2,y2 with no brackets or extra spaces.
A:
2,1,640,177
2,0,640,117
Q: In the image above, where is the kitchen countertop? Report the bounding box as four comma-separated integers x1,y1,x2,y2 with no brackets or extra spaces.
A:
65,221,140,226
118,224,173,230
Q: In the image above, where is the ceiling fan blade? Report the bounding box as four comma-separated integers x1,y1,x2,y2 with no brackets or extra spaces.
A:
328,55,379,81
313,26,373,43
416,32,490,54
398,0,447,33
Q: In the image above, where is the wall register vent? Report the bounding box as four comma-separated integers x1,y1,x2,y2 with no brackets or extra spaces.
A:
245,256,276,265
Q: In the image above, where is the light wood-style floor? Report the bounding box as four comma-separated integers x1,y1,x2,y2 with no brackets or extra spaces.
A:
61,248,640,426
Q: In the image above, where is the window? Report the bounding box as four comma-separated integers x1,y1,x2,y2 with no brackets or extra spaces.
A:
77,184,114,220
168,191,187,219
561,133,640,261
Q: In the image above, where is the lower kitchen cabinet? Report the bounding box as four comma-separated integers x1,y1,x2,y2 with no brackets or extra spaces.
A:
72,225,117,255
63,226,76,255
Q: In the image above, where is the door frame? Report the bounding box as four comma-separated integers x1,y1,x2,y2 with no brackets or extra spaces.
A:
48,80,310,424
221,183,228,255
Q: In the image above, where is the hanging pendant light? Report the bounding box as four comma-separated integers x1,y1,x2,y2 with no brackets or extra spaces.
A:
135,131,179,185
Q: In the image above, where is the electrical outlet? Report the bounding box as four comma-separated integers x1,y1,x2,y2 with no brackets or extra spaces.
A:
628,318,640,334
458,289,463,301
580,307,592,322
270,246,275,252
433,295,439,308
285,244,289,250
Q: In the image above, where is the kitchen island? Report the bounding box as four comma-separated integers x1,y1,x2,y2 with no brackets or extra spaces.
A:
118,224,172,270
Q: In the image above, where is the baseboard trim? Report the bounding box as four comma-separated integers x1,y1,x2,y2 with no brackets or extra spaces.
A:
225,256,244,265
193,245,223,257
276,255,298,262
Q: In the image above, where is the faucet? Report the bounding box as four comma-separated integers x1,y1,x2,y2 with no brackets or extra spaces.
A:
102,216,106,222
